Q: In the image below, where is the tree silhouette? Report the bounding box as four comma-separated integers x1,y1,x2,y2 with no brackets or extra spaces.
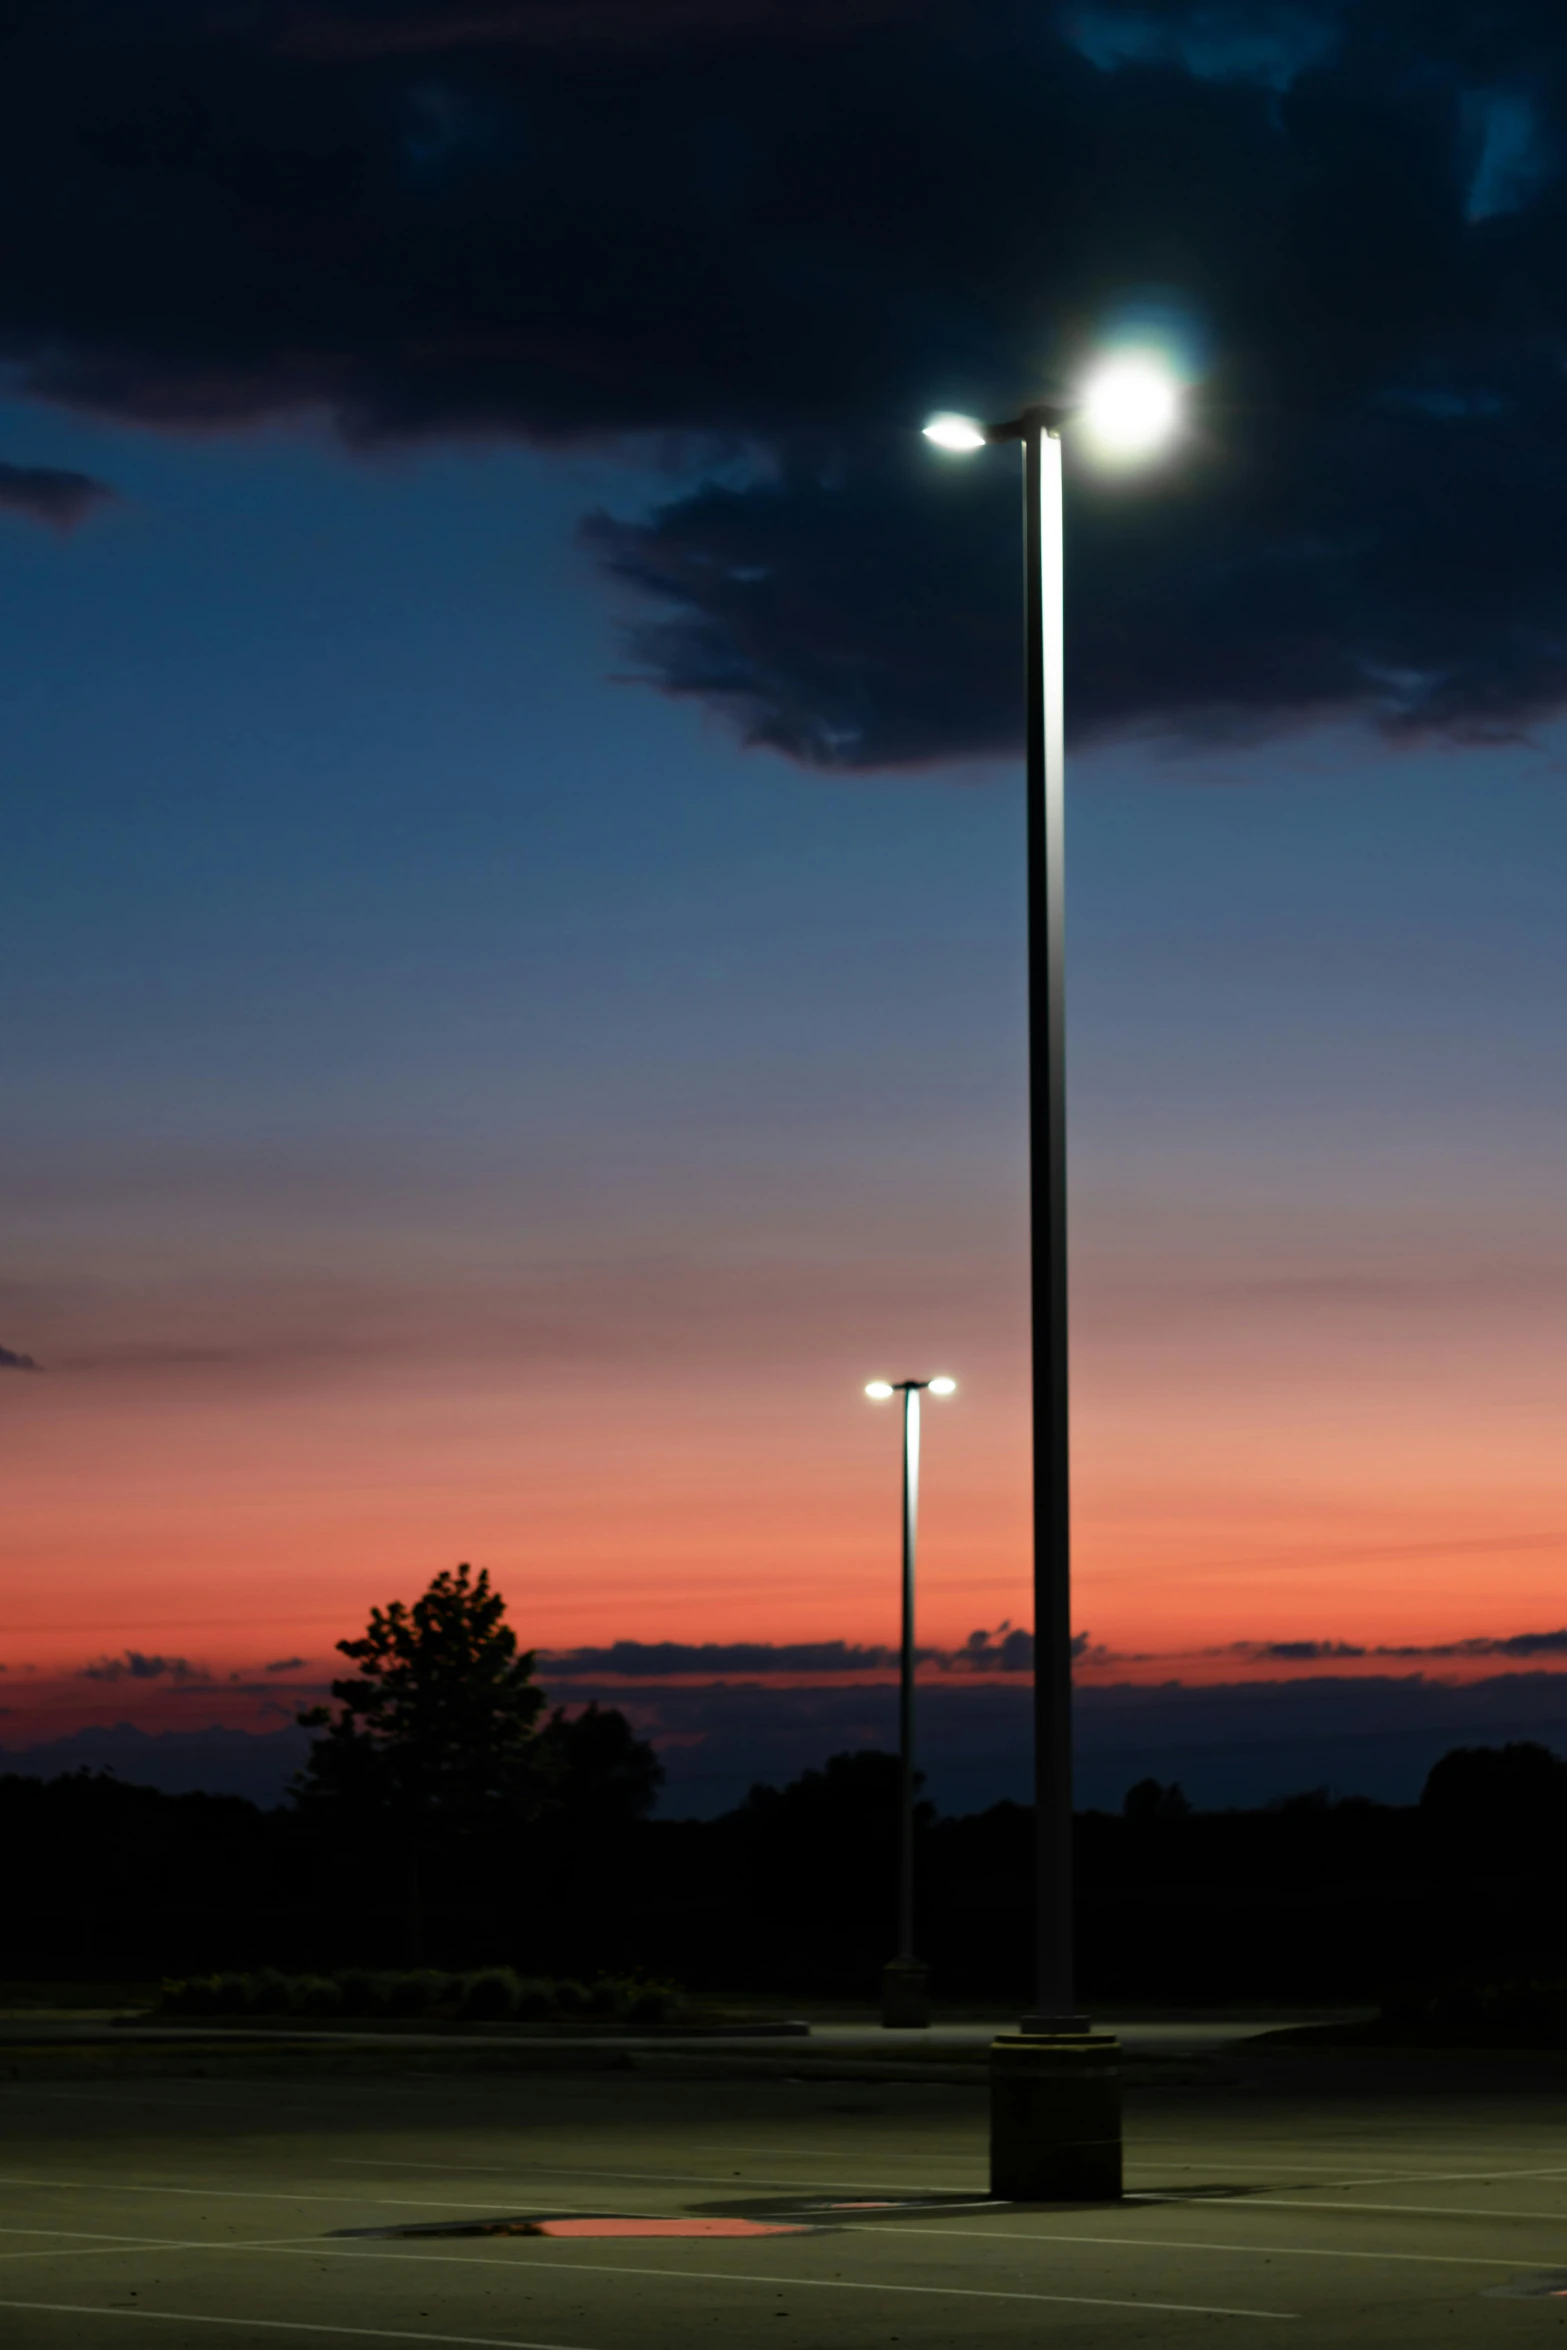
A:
1122,1778,1191,1823
1420,1740,1567,1871
296,1563,549,1957
538,1701,663,1829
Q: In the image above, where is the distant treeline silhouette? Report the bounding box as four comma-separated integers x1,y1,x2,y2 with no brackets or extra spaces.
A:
5,1568,1566,2000
5,1739,1567,1999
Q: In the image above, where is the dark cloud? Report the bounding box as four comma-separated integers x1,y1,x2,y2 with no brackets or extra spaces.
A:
0,461,114,531
8,3,1567,755
62,1634,1567,1692
1229,1630,1567,1662
1237,1639,1370,1661
952,1625,1039,1672
279,0,903,57
79,1651,209,1684
1378,1627,1567,1659
0,1345,41,1371
544,1639,903,1677
543,1629,1081,1676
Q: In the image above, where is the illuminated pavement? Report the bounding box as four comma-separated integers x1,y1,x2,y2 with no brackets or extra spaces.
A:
1,2049,1565,2345
0,2014,1340,2067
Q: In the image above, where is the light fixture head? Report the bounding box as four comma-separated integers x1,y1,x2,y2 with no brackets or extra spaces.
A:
922,412,987,454
928,1376,957,1396
1079,353,1180,461
864,1380,895,1401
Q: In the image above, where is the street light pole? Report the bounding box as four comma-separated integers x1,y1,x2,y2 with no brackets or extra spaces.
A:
1019,406,1081,2035
945,402,1079,2030
924,361,1180,2182
897,1376,921,1969
865,1372,955,2028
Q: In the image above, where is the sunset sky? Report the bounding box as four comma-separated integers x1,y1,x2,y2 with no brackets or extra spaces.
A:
5,1,1567,1795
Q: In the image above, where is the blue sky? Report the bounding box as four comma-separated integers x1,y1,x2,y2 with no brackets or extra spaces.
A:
5,385,1567,1798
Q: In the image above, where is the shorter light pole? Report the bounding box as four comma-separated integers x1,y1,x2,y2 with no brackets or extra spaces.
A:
865,1373,956,2028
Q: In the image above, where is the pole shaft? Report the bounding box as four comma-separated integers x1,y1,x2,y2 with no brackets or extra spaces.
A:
1024,419,1076,2028
898,1383,920,1961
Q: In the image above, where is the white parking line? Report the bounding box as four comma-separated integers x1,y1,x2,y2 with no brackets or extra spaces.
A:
0,2086,329,2114
1132,2157,1564,2178
0,2215,1301,2320
1315,2167,1567,2188
1245,2194,1567,2224
687,2141,983,2173
319,2238,1297,2319
336,2148,1567,2206
1136,2140,1567,2163
338,2155,980,2196
0,2227,212,2262
0,2304,589,2350
0,2173,595,2214
2,2212,1520,2281
861,2221,1557,2270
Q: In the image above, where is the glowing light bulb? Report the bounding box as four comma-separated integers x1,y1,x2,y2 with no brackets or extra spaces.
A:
929,1376,957,1396
923,413,987,453
1079,355,1180,459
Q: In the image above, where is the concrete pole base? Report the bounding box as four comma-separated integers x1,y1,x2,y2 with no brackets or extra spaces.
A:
989,2033,1122,2199
880,1958,931,2029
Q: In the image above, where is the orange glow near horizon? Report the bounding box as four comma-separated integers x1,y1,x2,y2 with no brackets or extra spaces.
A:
7,1235,1567,1749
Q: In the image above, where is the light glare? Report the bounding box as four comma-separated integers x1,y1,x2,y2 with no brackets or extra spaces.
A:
923,412,987,454
1080,355,1180,459
929,1376,957,1396
865,1380,895,1400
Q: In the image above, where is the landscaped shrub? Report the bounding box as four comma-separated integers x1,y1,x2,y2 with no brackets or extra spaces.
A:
160,1974,217,2015
245,1968,292,2015
459,1968,520,2020
1381,1978,1567,2045
624,1981,677,2025
157,1967,680,2023
336,1968,393,2015
289,1974,345,2016
384,1967,454,2016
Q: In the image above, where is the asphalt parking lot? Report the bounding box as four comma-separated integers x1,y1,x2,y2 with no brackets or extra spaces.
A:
3,2043,1566,2347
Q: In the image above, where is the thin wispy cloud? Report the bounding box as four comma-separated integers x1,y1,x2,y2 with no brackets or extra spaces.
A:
0,461,115,532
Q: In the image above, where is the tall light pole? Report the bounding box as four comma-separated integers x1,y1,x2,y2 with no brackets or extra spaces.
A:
865,1372,956,2028
925,359,1181,2045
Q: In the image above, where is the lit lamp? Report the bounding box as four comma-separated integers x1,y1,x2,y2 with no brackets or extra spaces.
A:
865,1373,955,2028
924,352,1180,2191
